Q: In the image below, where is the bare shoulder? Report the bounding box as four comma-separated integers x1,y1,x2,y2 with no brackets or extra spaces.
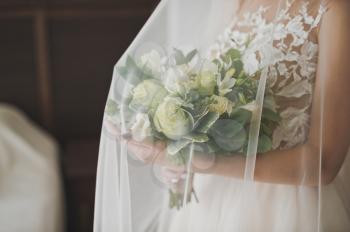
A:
323,0,350,12
320,0,350,28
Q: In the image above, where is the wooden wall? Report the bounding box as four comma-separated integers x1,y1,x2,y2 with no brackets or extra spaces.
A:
0,0,158,140
0,1,158,231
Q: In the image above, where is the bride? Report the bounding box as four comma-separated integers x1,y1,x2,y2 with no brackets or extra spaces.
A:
94,0,350,231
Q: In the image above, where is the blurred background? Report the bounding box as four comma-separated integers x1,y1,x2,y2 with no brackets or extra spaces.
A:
0,0,158,231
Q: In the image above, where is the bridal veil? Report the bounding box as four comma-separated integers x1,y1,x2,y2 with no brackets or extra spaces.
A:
94,0,350,231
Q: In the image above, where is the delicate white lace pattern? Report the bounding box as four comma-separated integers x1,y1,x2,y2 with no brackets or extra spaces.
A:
209,1,327,150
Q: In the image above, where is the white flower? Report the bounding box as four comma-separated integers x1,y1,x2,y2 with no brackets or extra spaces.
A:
140,50,163,78
162,67,187,94
130,79,168,114
130,113,152,142
153,97,193,140
217,71,236,96
242,52,259,75
231,31,249,49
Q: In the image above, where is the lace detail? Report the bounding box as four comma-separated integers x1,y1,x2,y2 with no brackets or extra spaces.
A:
209,0,327,150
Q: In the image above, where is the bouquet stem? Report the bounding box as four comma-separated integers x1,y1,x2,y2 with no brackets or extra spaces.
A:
182,143,195,207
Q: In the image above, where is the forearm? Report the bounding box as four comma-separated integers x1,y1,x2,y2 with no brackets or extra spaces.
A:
194,143,322,186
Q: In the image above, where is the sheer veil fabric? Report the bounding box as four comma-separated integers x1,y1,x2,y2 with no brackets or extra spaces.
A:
94,0,350,231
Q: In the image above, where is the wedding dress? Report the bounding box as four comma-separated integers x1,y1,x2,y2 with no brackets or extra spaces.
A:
94,0,350,231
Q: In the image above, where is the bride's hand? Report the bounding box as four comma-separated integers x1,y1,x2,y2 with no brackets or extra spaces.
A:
126,138,167,164
103,119,213,172
160,167,188,192
103,119,184,169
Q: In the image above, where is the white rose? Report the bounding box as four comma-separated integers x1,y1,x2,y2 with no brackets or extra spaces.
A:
130,113,152,141
140,50,163,78
130,79,168,114
153,97,193,140
201,60,217,73
162,67,187,94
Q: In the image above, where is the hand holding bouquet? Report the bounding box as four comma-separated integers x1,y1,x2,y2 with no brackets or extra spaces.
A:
105,46,280,209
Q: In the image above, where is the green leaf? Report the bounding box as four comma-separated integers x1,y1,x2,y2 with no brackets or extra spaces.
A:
226,48,241,60
212,59,222,69
233,60,243,76
193,141,221,154
262,108,281,122
167,139,191,155
116,56,151,85
209,119,247,151
230,109,252,125
261,123,273,136
185,49,198,63
221,48,241,64
195,112,220,133
257,134,272,153
238,93,247,104
166,147,190,166
210,119,244,138
184,133,209,143
105,99,118,116
212,127,247,152
173,48,187,65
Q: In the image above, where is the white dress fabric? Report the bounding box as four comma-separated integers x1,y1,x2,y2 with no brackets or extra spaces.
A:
94,0,350,231
165,1,350,232
0,104,65,232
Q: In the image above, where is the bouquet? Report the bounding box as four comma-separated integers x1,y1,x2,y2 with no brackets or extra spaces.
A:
105,46,281,209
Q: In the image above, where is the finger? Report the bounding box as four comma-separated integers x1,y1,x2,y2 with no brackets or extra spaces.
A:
128,139,166,157
162,167,186,180
127,140,159,163
103,119,121,139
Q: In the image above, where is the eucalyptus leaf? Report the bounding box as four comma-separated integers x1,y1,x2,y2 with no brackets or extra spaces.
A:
226,48,241,60
262,108,281,122
184,133,209,143
210,119,244,138
212,127,247,152
257,134,272,153
117,56,149,85
233,60,243,76
261,123,273,136
185,49,198,63
173,48,187,65
209,119,247,151
167,139,191,155
193,141,221,154
230,109,252,125
105,99,119,116
195,112,220,133
166,149,189,166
